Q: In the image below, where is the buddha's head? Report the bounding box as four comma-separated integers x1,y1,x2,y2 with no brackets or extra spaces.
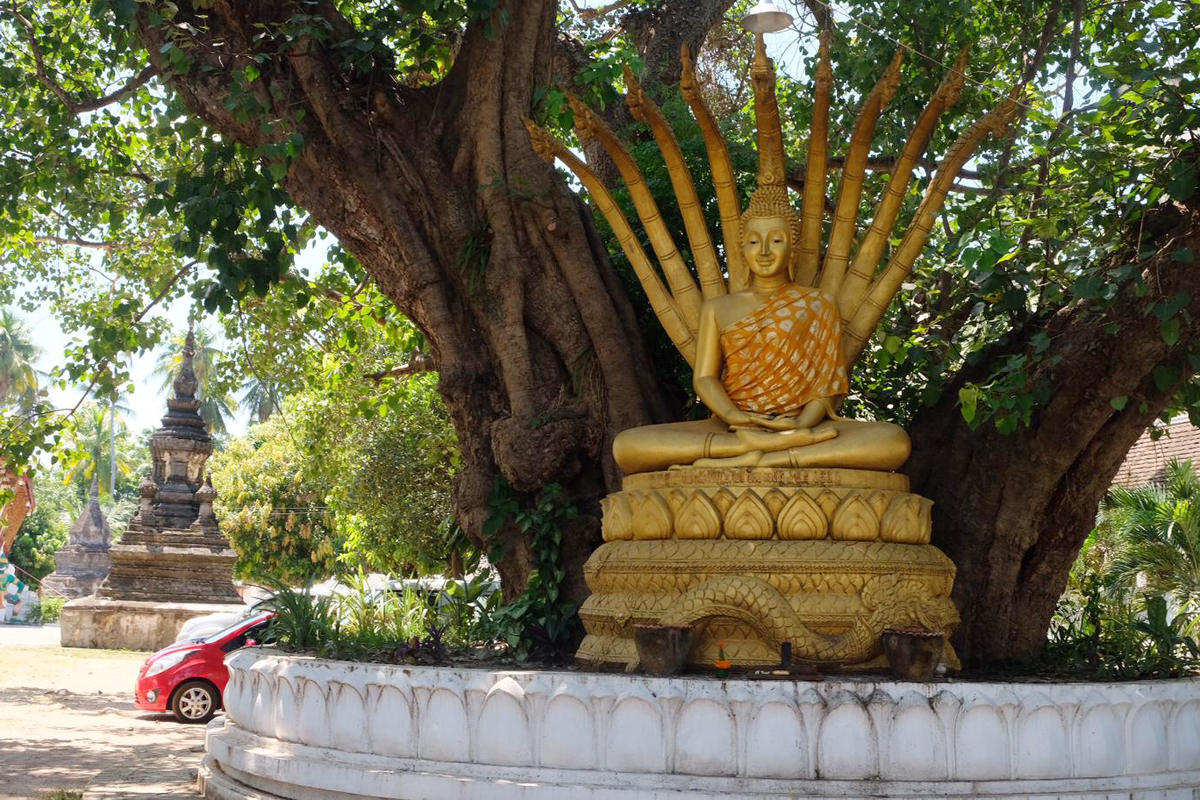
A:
740,185,801,281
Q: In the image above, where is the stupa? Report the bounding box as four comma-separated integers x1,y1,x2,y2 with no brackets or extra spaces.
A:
40,479,112,598
61,327,242,650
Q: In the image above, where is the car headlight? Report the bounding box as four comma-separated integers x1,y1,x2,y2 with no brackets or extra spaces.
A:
145,649,197,677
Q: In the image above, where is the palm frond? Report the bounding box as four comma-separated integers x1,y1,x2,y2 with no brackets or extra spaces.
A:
1104,459,1200,613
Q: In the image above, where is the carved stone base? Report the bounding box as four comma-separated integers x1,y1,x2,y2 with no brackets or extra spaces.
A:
202,653,1200,799
40,547,111,599
579,467,957,669
95,526,239,604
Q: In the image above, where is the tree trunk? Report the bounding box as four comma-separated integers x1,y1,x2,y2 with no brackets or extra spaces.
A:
908,199,1200,665
137,0,676,602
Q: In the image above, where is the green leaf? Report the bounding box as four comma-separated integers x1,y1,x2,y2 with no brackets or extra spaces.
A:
958,385,979,424
1161,317,1181,346
1166,162,1197,203
1153,364,1180,392
1110,395,1129,411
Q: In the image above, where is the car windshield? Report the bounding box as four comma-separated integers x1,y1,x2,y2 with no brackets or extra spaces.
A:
201,613,271,645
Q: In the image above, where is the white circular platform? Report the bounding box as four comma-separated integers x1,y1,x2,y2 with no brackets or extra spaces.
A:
200,650,1200,799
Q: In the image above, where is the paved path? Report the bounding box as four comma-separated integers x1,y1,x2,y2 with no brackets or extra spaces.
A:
0,622,62,646
0,623,205,799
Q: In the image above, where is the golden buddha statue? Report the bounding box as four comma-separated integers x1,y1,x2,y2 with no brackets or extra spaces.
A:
525,24,1019,671
611,180,912,475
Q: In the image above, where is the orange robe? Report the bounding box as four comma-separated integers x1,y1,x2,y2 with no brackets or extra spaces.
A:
720,283,848,415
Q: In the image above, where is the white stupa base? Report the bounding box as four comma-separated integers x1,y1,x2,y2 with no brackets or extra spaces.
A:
199,651,1200,799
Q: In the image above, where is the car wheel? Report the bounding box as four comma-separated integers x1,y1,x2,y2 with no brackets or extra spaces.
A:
171,679,219,724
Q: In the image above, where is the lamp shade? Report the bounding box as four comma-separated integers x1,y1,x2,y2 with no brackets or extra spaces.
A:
740,2,794,34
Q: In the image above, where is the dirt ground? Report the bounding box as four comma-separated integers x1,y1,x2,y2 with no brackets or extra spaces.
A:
0,624,205,800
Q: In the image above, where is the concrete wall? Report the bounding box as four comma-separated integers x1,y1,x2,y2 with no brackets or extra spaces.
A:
61,597,243,651
200,651,1200,799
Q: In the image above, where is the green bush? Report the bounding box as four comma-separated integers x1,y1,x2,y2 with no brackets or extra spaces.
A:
210,375,459,586
261,572,494,663
28,596,65,624
1043,565,1199,679
262,582,340,654
1041,466,1200,680
211,423,343,585
477,481,577,661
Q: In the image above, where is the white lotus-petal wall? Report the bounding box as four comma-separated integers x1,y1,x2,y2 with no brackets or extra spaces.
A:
201,651,1200,799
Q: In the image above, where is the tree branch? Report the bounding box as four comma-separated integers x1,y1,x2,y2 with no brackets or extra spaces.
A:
787,156,986,195
278,273,390,325
566,0,634,20
794,0,834,31
985,0,1064,201
3,5,156,114
1018,0,1084,259
32,235,117,250
557,0,737,186
366,353,436,384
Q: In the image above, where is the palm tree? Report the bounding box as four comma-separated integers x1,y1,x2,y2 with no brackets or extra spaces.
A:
61,402,135,497
151,325,235,434
1101,459,1200,617
241,376,282,424
0,308,41,410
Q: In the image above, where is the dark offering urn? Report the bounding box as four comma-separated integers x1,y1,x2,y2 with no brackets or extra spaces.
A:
633,624,696,677
882,628,946,681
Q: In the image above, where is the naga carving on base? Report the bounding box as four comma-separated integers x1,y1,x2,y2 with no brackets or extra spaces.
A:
525,11,1019,670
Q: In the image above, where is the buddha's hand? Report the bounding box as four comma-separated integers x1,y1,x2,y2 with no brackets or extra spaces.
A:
725,410,802,431
734,423,838,452
750,399,837,430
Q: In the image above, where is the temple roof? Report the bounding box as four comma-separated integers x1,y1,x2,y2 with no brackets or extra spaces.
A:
1114,417,1200,487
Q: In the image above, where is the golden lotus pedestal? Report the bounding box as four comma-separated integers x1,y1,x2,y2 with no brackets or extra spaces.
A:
578,467,960,671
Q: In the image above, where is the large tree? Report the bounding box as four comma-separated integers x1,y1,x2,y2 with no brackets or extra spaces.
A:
1,0,1198,665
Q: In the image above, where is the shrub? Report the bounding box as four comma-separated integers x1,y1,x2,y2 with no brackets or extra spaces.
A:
261,572,489,663
1043,571,1199,679
261,582,341,654
210,376,459,586
211,423,342,585
27,596,65,624
1041,464,1200,680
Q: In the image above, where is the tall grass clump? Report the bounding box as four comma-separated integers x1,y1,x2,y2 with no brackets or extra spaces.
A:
262,572,453,662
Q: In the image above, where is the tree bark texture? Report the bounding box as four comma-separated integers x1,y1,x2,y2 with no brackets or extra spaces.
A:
133,0,1200,662
137,0,680,601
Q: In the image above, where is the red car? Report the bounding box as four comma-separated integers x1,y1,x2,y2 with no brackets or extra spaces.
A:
135,611,273,723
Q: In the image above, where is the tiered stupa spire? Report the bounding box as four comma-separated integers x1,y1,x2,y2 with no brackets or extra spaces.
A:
94,323,237,603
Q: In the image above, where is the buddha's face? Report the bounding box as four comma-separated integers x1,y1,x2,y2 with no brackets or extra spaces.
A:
742,215,791,281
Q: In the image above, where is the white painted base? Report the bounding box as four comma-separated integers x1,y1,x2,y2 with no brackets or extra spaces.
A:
202,651,1200,799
